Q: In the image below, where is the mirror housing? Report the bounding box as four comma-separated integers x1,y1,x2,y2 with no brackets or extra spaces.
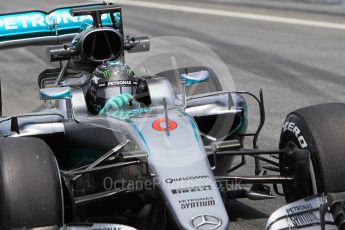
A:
125,36,150,53
40,87,72,100
180,70,209,109
180,70,209,86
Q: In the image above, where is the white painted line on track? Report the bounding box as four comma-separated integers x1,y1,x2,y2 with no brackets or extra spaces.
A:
117,0,345,30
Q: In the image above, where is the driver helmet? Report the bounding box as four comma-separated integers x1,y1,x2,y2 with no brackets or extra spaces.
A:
86,61,138,114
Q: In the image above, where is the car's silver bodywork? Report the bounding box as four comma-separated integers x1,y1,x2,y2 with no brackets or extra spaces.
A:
0,74,243,229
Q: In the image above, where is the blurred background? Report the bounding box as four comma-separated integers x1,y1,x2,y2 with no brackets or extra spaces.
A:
0,0,344,229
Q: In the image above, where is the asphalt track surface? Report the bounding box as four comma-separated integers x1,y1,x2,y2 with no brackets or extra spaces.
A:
1,0,345,229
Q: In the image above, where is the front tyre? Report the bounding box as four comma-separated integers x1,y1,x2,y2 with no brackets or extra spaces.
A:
0,137,63,229
279,103,345,203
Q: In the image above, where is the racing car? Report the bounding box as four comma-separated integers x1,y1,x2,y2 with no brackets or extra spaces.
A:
1,3,345,230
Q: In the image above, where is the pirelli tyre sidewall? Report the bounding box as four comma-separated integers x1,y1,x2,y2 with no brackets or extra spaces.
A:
279,103,345,203
0,137,63,229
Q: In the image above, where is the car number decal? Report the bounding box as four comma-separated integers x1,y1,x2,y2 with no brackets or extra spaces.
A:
152,118,177,131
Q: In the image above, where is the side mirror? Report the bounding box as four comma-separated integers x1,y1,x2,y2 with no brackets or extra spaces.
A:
40,87,72,100
125,36,150,53
180,70,209,86
180,70,209,109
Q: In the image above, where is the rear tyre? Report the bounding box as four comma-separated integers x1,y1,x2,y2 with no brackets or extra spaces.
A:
279,103,345,203
0,137,63,229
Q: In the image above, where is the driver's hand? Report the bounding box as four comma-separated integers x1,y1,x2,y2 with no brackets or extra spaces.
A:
99,93,133,114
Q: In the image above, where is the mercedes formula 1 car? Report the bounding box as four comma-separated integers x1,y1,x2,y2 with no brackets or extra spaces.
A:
1,3,345,230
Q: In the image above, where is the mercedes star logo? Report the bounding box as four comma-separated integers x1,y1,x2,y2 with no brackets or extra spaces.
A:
191,214,222,229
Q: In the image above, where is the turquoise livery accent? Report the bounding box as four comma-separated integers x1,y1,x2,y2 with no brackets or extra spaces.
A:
181,110,202,146
39,87,72,100
128,121,152,155
0,4,121,42
181,77,208,85
180,70,209,86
